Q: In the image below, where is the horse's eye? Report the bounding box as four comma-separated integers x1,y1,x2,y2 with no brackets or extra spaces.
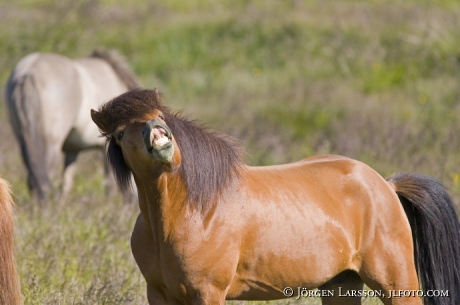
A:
159,114,165,120
117,132,124,141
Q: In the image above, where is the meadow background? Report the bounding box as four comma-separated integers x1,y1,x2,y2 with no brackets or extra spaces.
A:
1,0,460,304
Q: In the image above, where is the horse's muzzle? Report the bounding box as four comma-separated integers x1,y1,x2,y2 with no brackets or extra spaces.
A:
143,118,174,162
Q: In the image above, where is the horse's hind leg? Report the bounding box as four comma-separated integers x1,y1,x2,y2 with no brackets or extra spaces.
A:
31,144,61,204
319,270,363,305
359,247,422,305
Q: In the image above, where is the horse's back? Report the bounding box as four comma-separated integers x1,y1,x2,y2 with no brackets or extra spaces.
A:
9,52,81,93
240,154,387,249
244,154,377,190
242,154,405,232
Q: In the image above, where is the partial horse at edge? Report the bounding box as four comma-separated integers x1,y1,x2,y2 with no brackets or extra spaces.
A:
0,177,22,305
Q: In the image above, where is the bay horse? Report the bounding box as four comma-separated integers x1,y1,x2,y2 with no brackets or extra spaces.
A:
5,50,139,204
91,88,460,305
0,178,22,305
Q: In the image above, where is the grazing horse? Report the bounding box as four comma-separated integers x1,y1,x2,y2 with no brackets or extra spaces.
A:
5,50,139,204
0,178,22,305
91,88,460,305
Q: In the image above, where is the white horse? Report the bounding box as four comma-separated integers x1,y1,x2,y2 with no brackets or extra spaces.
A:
5,50,139,204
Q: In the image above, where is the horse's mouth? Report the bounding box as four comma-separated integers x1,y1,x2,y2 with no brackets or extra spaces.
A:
143,119,174,161
151,126,171,147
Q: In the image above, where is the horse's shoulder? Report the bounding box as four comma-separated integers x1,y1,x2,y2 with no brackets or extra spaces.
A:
244,155,355,172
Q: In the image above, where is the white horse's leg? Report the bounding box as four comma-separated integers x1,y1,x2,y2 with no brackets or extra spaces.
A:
39,144,64,204
62,152,78,201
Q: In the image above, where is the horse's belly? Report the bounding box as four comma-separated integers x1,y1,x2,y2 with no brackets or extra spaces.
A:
226,211,356,300
63,127,104,152
226,241,353,300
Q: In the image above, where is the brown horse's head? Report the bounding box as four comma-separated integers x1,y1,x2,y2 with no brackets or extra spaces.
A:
91,88,178,188
91,88,243,210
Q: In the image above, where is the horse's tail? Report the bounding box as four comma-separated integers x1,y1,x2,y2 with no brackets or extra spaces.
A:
0,178,22,305
387,173,460,305
6,66,51,203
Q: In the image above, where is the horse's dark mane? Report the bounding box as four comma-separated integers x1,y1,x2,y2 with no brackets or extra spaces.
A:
98,89,244,210
90,49,140,90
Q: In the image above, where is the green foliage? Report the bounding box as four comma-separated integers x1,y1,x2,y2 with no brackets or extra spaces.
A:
1,0,460,304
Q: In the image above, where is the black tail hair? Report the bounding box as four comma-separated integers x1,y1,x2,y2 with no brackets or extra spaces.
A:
388,173,460,305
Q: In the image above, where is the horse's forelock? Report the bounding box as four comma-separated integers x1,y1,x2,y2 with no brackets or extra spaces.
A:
99,89,165,134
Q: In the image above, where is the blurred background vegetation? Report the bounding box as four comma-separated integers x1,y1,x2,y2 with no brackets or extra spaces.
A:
1,0,460,304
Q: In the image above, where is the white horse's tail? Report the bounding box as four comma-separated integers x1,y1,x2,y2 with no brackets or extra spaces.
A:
6,65,51,204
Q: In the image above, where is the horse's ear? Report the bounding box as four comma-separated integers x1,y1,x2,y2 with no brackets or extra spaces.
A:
91,109,110,133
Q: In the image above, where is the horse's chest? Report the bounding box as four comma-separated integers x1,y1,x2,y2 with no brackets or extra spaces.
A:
130,221,186,293
132,218,242,301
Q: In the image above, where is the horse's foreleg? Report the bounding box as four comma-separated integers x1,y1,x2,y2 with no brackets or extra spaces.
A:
147,286,170,305
146,286,226,305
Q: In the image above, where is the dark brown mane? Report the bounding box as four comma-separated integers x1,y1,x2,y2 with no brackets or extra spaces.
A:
98,89,244,209
90,49,140,90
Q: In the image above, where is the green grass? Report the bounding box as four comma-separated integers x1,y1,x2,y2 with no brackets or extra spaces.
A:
1,0,460,303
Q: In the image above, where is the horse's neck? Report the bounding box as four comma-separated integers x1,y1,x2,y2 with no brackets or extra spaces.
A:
136,172,190,241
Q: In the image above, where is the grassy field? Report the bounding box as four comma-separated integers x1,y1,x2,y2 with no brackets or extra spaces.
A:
1,0,460,304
